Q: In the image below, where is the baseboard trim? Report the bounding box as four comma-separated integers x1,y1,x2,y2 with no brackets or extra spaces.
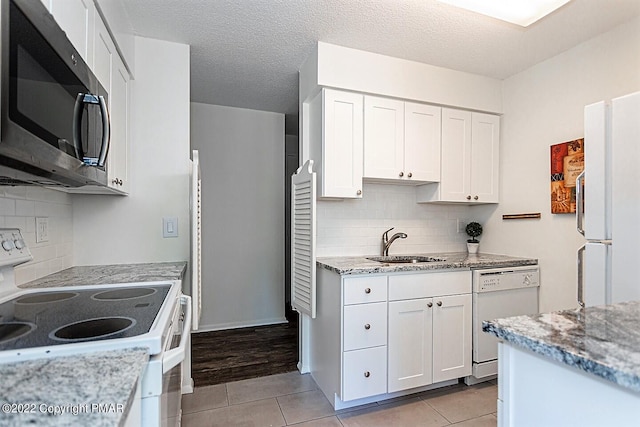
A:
194,317,289,333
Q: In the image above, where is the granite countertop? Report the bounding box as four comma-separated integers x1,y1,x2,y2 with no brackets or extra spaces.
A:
483,301,640,393
0,348,148,427
317,252,537,275
19,262,187,289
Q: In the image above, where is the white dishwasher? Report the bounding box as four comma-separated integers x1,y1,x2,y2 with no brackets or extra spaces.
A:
465,265,539,385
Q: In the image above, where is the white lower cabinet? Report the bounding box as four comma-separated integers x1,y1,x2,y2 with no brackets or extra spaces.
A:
388,298,433,392
311,268,472,409
388,292,472,392
432,293,472,382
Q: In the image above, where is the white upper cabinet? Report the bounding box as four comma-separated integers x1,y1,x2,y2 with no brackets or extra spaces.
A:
470,113,500,203
364,96,440,183
364,96,405,180
309,89,364,199
108,54,130,193
49,0,95,65
404,102,441,182
417,108,499,204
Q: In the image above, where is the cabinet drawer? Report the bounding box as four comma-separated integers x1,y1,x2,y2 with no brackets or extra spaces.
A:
343,302,387,351
388,271,471,301
342,346,387,401
344,276,387,305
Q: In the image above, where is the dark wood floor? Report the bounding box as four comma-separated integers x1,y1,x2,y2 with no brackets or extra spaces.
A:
190,313,298,387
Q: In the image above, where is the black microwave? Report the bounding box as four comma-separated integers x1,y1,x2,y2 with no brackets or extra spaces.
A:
0,0,110,187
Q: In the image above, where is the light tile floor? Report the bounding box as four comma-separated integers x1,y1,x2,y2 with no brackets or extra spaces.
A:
182,372,498,427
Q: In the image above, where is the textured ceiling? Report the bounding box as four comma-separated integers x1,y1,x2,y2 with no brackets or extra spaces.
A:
120,0,640,115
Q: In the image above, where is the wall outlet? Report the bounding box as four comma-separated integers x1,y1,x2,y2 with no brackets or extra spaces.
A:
36,217,49,243
163,217,178,238
457,219,467,234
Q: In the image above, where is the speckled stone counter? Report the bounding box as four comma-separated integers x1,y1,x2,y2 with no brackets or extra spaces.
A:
317,252,537,275
483,301,640,393
0,347,148,427
19,262,187,289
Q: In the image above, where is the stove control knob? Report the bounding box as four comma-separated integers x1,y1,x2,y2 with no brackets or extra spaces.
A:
14,239,25,250
2,240,15,251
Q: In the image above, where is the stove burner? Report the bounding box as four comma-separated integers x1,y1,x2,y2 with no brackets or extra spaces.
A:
0,322,35,344
50,317,136,342
92,287,157,301
15,292,79,304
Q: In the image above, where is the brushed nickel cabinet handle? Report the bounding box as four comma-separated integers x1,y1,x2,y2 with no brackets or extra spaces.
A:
408,172,412,178
437,301,443,307
364,371,370,378
399,171,404,177
356,189,362,195
466,195,472,200
427,302,433,308
474,195,479,200
364,288,371,294
364,324,371,330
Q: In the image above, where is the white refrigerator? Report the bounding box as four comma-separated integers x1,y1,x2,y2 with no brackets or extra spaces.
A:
578,91,640,307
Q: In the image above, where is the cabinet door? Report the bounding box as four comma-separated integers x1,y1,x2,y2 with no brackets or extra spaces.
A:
93,15,113,99
50,0,94,65
470,113,500,203
432,293,472,383
108,54,130,193
404,103,441,182
388,298,433,392
322,89,364,198
363,96,404,180
440,108,472,202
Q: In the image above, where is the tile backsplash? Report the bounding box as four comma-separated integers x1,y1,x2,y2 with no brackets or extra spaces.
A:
0,186,73,285
317,183,471,257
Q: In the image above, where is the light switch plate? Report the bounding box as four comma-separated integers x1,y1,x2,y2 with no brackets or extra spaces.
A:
36,217,49,243
163,217,178,238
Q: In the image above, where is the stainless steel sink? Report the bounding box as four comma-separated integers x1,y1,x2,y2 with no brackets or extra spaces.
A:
366,256,445,264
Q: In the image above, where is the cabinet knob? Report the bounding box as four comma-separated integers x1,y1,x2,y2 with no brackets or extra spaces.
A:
399,171,404,177
466,195,472,200
474,195,479,200
427,302,433,308
407,172,412,178
71,53,78,66
364,324,371,330
437,301,443,307
364,371,370,378
364,288,371,294
356,189,362,195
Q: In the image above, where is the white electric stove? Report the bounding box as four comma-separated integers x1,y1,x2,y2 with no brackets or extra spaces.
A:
0,228,190,426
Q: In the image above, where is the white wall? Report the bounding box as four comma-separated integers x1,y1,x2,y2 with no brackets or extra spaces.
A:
317,183,471,257
191,103,285,331
0,187,73,285
476,16,640,313
72,37,191,265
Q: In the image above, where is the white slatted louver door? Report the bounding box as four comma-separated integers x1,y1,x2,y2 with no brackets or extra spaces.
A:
292,160,317,318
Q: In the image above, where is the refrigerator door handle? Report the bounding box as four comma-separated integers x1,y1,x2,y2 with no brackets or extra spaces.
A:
577,244,586,307
576,171,586,236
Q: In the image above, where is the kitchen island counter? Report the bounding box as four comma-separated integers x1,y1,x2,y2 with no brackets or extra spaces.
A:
483,300,640,393
18,262,187,289
317,252,537,275
484,301,640,426
0,347,148,427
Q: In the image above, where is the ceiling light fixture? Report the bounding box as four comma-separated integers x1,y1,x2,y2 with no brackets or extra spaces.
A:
437,0,572,27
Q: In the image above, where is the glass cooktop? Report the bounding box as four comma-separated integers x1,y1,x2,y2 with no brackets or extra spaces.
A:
0,284,171,350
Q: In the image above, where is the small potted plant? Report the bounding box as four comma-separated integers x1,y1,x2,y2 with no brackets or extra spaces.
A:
465,221,483,254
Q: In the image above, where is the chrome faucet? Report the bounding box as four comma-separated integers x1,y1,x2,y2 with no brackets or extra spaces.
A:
382,227,407,256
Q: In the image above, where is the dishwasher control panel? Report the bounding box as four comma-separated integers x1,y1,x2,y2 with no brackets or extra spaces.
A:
473,265,539,292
